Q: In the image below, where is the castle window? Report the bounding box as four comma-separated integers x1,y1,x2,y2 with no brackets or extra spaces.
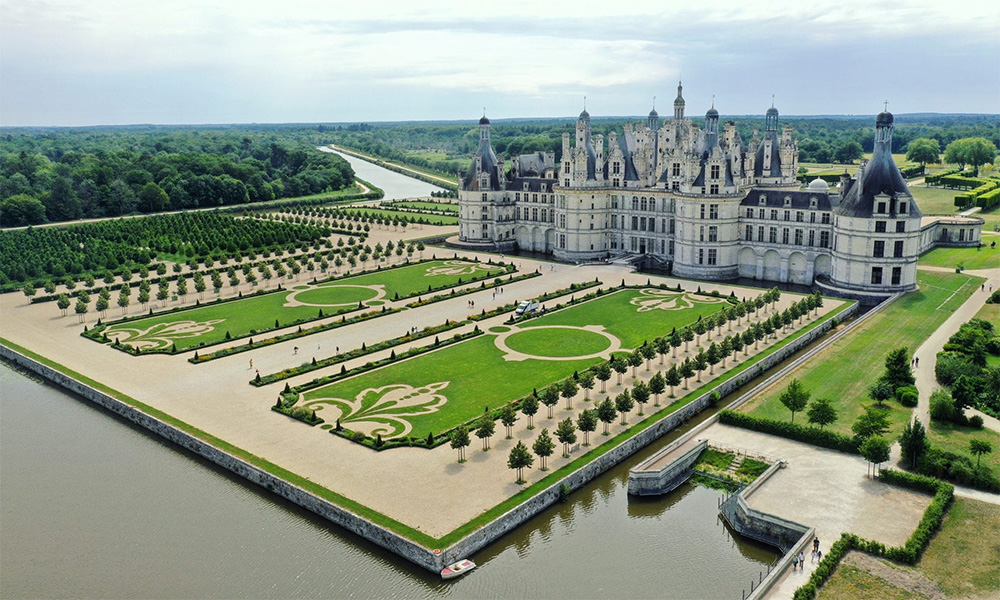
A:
759,208,765,219
613,162,621,174
710,165,720,179
541,194,547,203
533,193,538,202
633,197,640,210
873,240,885,258
782,228,790,244
746,208,754,218
641,198,648,211
672,181,680,191
632,216,639,230
515,193,521,202
891,267,902,285
700,204,706,219
516,207,521,219
541,209,547,222
709,204,719,219
672,163,681,176
808,230,815,246
559,234,566,249
524,183,529,191
769,227,778,243
611,215,618,228
758,226,765,241
611,196,618,208
810,212,816,223
669,240,675,255
796,211,804,222
759,194,767,205
810,197,818,208
560,215,566,228
896,221,906,233
708,226,718,242
899,201,907,214
532,208,538,221
564,179,570,187
871,267,883,285
784,210,791,221
698,249,704,264
640,217,647,231
710,184,719,194
746,225,753,240
877,201,887,213
894,240,904,257
564,162,570,174
482,193,488,201
875,221,887,233
669,219,676,234
770,209,778,220
613,179,620,187
708,249,717,265
699,226,705,242
821,213,831,224
784,196,791,206
794,229,803,245
820,231,830,248
662,218,667,233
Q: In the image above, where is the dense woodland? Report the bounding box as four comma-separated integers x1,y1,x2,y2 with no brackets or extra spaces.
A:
324,114,1000,177
0,126,356,226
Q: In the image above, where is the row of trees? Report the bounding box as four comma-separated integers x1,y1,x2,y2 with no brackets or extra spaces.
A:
0,211,328,289
905,136,998,173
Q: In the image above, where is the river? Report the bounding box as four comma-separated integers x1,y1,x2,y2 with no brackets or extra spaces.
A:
318,147,445,201
0,363,776,599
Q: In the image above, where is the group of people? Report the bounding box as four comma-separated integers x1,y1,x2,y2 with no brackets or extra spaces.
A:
791,537,823,571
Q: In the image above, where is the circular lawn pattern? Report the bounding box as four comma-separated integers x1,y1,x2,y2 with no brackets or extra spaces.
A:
286,285,384,307
503,327,613,358
488,326,511,333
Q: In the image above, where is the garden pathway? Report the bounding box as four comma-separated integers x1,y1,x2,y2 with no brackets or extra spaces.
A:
910,266,998,429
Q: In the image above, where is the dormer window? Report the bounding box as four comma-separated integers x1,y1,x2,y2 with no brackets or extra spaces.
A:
899,201,907,214
877,201,887,214
759,194,767,205
809,197,817,208
783,196,791,207
710,165,720,179
523,183,529,191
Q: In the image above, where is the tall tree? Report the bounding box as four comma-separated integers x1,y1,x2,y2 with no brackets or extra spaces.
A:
614,390,635,425
520,394,539,429
533,428,555,471
649,372,666,406
578,372,595,400
905,138,940,167
859,436,891,478
507,441,533,483
555,418,577,457
597,398,616,435
898,420,929,469
475,414,495,451
611,356,628,386
561,379,578,410
807,397,838,429
540,386,559,419
640,343,656,371
868,379,895,408
970,439,993,467
499,405,518,439
852,406,890,441
450,425,470,462
632,381,651,416
883,347,915,389
576,409,598,446
779,379,810,422
595,362,612,393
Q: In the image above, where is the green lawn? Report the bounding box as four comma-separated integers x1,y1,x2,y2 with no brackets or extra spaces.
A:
300,288,766,440
909,185,965,215
928,420,1000,473
99,260,504,351
743,271,983,440
817,562,928,600
522,288,738,348
918,245,1000,270
975,302,999,327
917,497,1000,598
338,207,458,225
388,200,458,213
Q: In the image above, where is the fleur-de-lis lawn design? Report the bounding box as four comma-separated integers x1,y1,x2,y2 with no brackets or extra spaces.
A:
103,319,226,350
303,382,449,439
629,289,729,313
424,260,492,277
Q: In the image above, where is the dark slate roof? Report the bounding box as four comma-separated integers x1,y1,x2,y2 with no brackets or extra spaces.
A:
740,189,833,211
837,146,917,219
517,152,554,177
706,107,719,118
505,177,556,193
479,116,491,125
462,135,502,191
876,111,893,126
579,109,590,120
753,133,783,178
618,130,640,181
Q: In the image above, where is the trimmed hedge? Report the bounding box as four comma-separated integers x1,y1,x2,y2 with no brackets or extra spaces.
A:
718,410,860,454
924,168,961,185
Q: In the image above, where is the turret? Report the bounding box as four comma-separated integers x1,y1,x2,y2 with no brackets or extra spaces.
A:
673,81,685,120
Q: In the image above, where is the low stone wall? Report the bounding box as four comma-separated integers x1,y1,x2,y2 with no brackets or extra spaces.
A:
0,345,443,573
627,440,708,496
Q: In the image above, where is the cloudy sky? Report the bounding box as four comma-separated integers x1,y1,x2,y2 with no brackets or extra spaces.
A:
1,0,997,126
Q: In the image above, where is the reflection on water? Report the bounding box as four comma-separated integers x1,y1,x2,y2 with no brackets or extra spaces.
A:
319,147,443,201
0,361,777,599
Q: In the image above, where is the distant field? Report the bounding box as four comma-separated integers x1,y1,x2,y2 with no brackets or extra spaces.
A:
338,207,458,225
909,185,965,215
386,200,458,213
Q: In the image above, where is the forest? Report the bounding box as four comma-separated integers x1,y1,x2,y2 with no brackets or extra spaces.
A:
0,126,356,226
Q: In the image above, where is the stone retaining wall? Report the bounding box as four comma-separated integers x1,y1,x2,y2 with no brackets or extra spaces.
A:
627,440,708,496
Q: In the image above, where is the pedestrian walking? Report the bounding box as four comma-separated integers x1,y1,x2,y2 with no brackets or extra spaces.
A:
798,551,805,569
817,550,823,562
915,356,919,367
249,359,253,369
293,346,298,355
792,553,799,570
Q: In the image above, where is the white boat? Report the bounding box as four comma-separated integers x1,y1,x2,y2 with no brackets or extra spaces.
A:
441,559,476,580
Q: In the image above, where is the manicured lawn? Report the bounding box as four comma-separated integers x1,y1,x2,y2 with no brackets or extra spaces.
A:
301,334,601,439
338,207,458,225
505,327,611,357
743,271,983,440
928,420,1000,473
917,497,1000,598
100,260,503,351
908,184,966,215
975,302,999,327
388,200,458,213
522,288,738,349
817,562,927,600
918,245,1000,270
978,209,1000,234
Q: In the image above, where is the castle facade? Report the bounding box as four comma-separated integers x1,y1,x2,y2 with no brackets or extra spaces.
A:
457,85,982,298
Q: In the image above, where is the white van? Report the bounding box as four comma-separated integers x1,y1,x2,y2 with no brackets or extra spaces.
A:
515,300,540,316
